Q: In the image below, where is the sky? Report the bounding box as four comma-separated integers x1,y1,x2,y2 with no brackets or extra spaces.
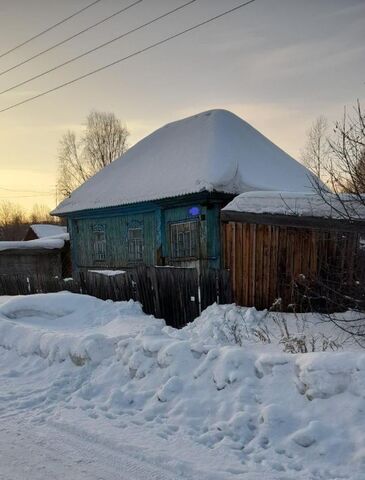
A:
0,0,364,212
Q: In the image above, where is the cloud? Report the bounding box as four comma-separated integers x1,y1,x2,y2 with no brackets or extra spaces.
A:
248,40,365,81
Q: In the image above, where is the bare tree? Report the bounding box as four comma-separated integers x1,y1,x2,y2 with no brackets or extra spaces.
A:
57,111,129,198
301,115,330,180
297,101,365,344
349,150,365,193
29,204,55,224
0,201,15,228
328,101,365,197
57,131,90,198
0,201,27,240
84,111,129,171
311,101,365,220
0,202,61,240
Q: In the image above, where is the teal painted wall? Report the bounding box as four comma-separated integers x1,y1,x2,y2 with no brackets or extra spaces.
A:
65,192,233,272
73,211,156,269
206,204,222,269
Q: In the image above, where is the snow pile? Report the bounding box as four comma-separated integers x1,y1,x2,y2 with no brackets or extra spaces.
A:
69,318,365,476
1,293,364,478
0,233,69,252
0,292,163,364
53,109,314,215
223,190,365,220
180,303,270,346
29,224,67,239
180,303,357,352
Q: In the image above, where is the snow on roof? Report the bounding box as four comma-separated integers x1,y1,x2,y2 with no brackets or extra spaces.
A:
52,109,315,215
223,191,365,220
0,233,69,252
30,224,67,238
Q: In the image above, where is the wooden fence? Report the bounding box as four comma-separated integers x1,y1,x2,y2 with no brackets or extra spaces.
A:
0,266,232,329
222,221,365,312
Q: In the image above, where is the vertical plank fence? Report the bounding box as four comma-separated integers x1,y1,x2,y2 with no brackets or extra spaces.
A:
0,266,232,329
223,221,365,312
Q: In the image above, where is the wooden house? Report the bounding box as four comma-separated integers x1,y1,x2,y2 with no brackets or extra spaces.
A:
52,110,314,274
222,191,365,310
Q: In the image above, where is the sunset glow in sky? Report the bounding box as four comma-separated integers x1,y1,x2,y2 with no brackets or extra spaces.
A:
0,0,364,211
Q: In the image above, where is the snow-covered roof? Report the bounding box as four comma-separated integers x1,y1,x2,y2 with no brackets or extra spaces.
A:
30,224,67,238
52,109,315,215
223,191,365,220
0,233,69,252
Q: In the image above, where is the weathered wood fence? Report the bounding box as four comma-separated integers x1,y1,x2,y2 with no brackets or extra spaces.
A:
0,266,232,328
222,221,365,312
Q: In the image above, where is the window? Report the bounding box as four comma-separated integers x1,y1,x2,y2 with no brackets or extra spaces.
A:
128,227,143,261
92,224,106,261
170,221,199,259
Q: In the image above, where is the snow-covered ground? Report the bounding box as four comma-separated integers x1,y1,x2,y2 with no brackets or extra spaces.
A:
0,292,364,479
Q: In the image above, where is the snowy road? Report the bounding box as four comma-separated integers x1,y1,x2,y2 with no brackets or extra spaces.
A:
0,416,189,480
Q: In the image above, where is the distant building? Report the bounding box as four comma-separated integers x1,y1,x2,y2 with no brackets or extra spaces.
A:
24,224,67,241
0,228,70,277
52,110,314,274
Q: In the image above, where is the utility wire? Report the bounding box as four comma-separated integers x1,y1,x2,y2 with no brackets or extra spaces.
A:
0,0,143,77
0,193,53,198
0,0,103,60
0,0,256,114
0,186,54,194
0,0,197,96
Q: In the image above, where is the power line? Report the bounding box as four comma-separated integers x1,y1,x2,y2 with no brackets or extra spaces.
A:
0,193,54,199
0,0,197,96
0,0,103,60
0,0,144,78
0,0,256,114
0,186,54,194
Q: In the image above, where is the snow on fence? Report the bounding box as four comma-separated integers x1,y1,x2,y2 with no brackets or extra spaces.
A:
0,266,232,328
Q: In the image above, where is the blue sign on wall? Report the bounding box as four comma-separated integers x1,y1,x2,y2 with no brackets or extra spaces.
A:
188,206,201,216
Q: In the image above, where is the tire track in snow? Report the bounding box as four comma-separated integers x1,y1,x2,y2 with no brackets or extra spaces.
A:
0,416,188,480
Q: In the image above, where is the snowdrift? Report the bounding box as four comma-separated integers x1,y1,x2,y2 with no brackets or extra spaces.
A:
0,294,364,478
0,292,163,364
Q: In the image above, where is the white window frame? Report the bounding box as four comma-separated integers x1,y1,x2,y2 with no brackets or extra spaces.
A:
128,227,144,262
169,220,199,259
92,224,106,262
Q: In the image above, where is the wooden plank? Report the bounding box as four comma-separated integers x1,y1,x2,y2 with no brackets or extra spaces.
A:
255,224,263,309
263,225,272,308
271,226,279,305
242,223,250,305
250,224,257,307
231,222,236,300
236,223,243,306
